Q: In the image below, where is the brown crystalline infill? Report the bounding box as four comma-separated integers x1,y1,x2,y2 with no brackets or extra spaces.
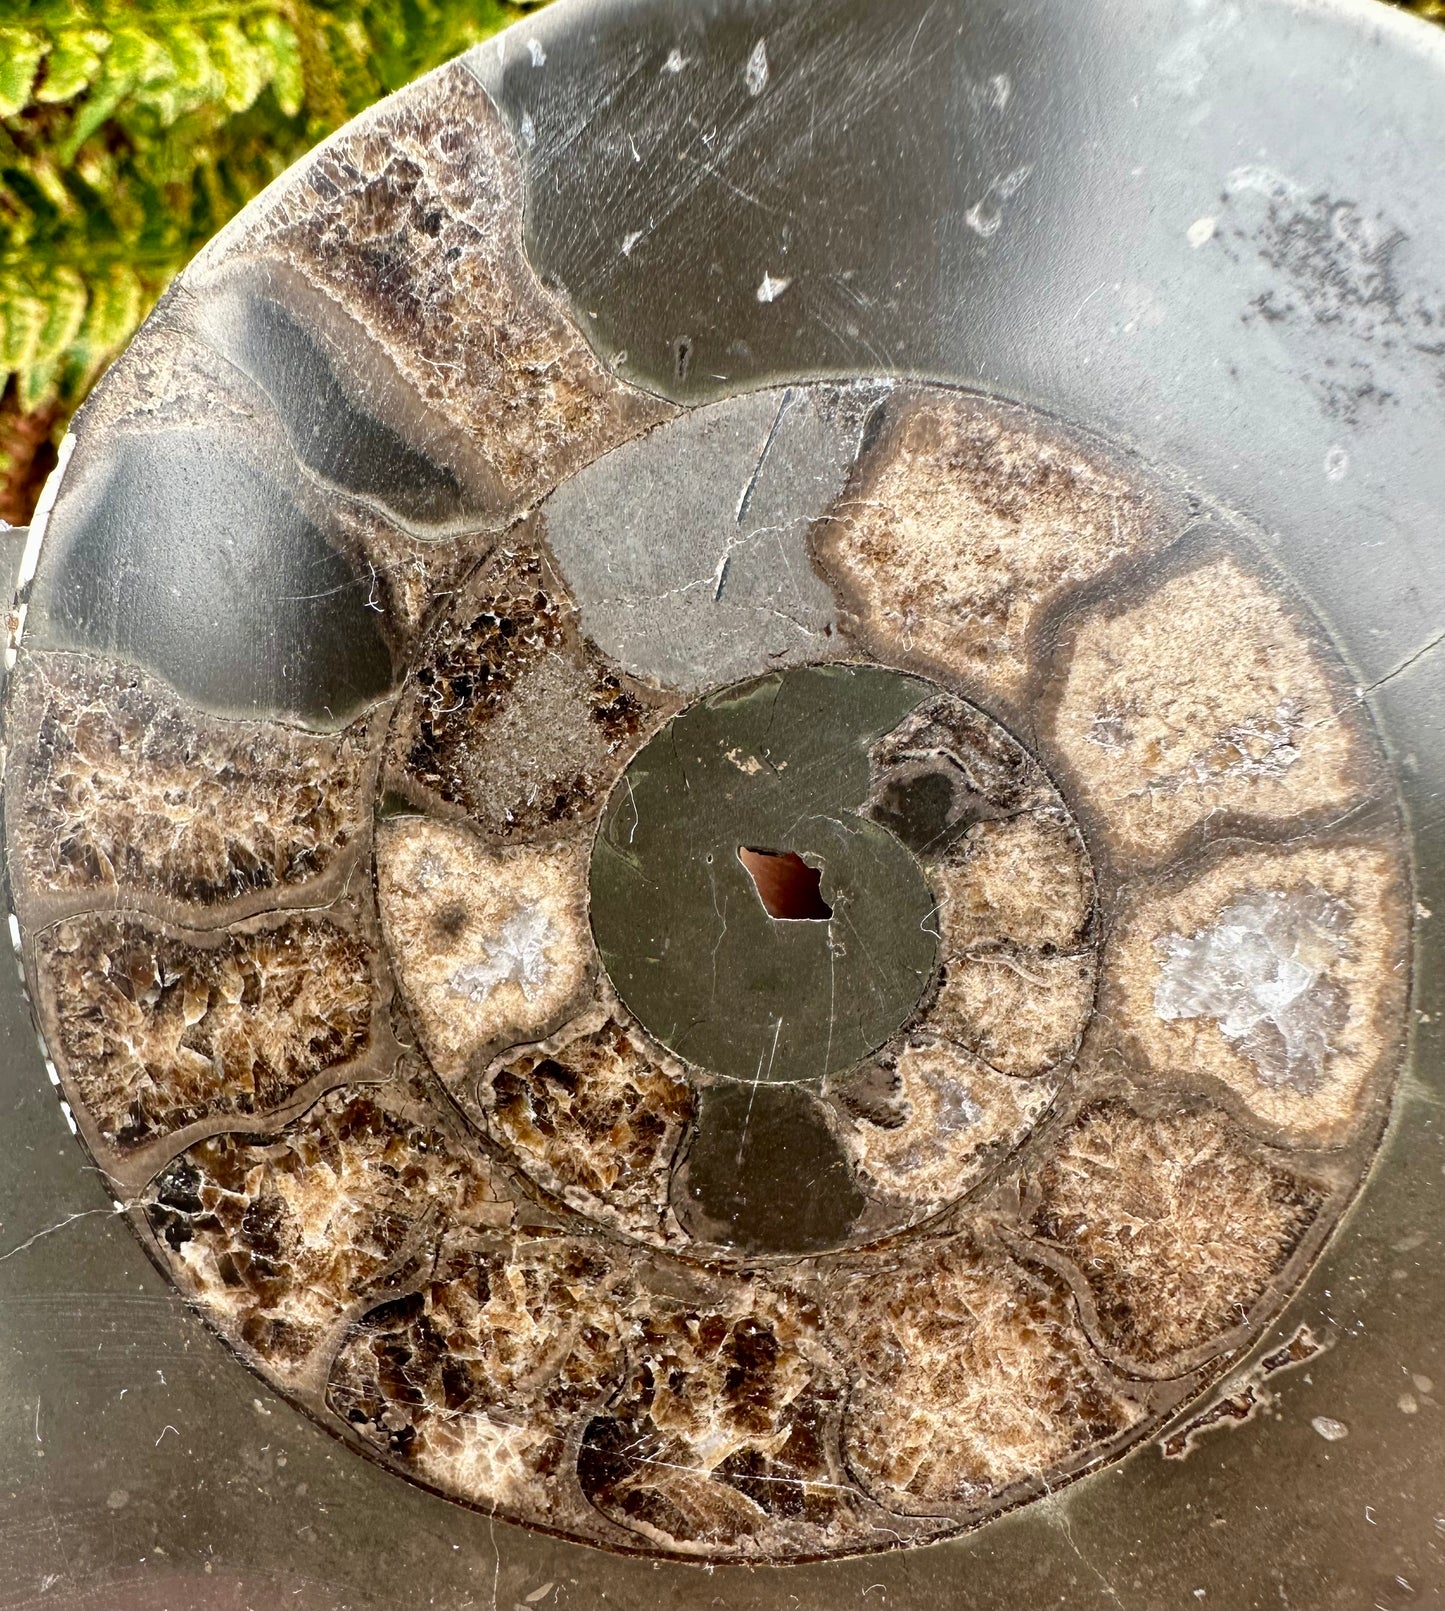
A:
1101,839,1409,1145
1049,555,1375,869
34,913,374,1152
929,948,1095,1079
1028,1103,1323,1369
812,389,1170,702
5,652,370,911
145,1073,512,1380
832,1236,1142,1512
576,1282,862,1557
205,62,672,526
866,693,1057,831
832,1038,1057,1208
934,810,1094,951
481,1010,694,1244
375,816,593,1083
329,1234,633,1536
330,1244,878,1558
390,544,674,840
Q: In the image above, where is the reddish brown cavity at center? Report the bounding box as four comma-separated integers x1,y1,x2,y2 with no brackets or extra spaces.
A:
737,847,833,922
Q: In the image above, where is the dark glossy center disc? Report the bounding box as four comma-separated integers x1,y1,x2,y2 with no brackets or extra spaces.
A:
589,664,939,1083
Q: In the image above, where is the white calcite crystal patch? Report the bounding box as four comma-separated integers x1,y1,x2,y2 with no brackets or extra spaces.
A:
1100,841,1409,1145
449,905,555,1006
1153,888,1351,1094
376,816,593,1081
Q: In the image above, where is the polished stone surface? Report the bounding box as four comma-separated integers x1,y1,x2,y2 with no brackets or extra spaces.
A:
1,0,1441,1604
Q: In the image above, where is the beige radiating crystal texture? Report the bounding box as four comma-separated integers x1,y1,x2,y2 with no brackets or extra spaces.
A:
1050,556,1372,869
929,951,1095,1077
204,62,672,525
33,912,375,1154
832,1238,1143,1513
812,390,1169,701
375,816,593,1083
5,651,370,912
1101,840,1409,1144
934,810,1094,951
833,1038,1057,1208
924,808,1096,1078
1027,1103,1322,1370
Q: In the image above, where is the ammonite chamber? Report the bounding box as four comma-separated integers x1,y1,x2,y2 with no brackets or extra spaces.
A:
2,0,1439,1587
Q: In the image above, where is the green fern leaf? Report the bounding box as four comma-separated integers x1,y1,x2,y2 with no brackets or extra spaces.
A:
17,356,62,412
34,268,90,368
255,15,304,120
0,29,47,118
119,28,184,128
0,285,46,374
205,18,268,115
34,28,110,106
155,23,222,124
74,263,144,369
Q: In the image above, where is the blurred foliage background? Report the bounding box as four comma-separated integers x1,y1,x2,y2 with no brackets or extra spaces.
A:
0,0,1440,526
0,0,543,525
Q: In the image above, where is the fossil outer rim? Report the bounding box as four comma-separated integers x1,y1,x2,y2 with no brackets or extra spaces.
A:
0,54,1412,1567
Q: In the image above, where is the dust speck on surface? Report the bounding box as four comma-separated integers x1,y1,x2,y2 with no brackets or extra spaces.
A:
744,38,769,96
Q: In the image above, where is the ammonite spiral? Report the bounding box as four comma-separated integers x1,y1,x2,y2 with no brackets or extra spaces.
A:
0,54,1410,1564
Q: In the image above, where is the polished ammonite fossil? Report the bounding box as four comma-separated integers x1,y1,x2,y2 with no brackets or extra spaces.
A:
0,48,1409,1563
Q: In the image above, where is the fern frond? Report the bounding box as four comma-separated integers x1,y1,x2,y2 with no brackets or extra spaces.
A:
1,0,546,522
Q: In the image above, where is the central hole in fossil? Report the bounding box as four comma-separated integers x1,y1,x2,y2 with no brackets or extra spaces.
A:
737,847,833,921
